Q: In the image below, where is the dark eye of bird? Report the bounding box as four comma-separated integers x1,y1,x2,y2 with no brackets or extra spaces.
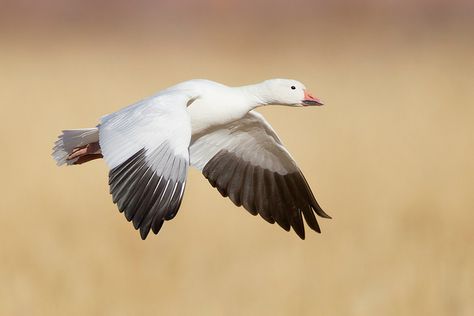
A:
291,86,296,90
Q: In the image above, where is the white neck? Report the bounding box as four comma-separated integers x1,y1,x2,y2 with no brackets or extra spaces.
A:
236,81,273,108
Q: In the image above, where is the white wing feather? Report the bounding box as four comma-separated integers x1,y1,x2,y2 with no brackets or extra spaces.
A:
99,93,191,170
190,111,295,174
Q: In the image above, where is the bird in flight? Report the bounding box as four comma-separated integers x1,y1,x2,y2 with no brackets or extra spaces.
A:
52,79,331,240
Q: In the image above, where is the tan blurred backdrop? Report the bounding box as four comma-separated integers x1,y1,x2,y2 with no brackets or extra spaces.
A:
1,1,473,315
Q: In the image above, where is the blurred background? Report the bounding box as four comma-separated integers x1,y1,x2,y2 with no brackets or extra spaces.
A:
1,0,473,315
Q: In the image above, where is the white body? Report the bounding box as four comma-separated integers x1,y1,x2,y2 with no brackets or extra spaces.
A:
52,78,329,240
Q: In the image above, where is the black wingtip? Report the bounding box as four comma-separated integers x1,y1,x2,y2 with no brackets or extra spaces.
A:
312,200,332,219
295,229,306,240
310,219,322,234
140,227,150,240
151,219,164,234
290,212,305,240
317,209,332,219
310,198,332,219
108,144,188,241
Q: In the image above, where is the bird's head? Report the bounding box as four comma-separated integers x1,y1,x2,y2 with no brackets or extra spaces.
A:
262,79,323,107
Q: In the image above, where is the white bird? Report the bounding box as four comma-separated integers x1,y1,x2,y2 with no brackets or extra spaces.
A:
52,79,331,239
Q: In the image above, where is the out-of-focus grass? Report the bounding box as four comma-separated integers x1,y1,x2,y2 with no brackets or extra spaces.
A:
0,21,473,316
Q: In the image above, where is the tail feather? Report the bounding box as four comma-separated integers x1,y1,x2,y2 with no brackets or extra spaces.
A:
52,128,100,166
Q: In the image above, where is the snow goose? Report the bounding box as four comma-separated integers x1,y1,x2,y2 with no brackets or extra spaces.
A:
52,79,331,239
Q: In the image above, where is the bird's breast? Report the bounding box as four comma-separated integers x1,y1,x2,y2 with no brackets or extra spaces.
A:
187,96,251,135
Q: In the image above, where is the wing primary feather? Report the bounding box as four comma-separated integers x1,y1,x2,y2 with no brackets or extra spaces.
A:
122,165,154,221
136,148,176,233
160,158,183,222
109,150,147,203
139,179,171,239
134,176,167,229
156,178,178,221
227,159,246,207
271,172,291,231
115,162,148,217
146,179,175,236
113,154,149,214
132,174,162,229
215,156,239,198
110,156,145,200
127,167,160,226
295,172,331,219
203,151,233,188
152,181,179,231
280,173,306,238
165,182,186,221
240,165,258,215
149,220,164,237
279,175,321,233
164,158,187,221
254,166,274,224
133,143,174,229
109,149,145,185
289,206,305,239
285,173,320,235
299,173,331,219
133,175,168,233
140,174,178,237
301,203,321,233
290,174,322,232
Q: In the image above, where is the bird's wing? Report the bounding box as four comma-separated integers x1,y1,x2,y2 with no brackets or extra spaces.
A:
99,93,194,239
189,111,330,239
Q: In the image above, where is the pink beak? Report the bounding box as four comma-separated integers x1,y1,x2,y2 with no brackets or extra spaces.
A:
302,90,323,106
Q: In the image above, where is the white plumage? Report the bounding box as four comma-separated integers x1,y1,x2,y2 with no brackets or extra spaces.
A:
52,79,330,239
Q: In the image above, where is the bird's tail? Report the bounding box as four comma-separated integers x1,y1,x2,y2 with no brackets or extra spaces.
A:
52,127,101,166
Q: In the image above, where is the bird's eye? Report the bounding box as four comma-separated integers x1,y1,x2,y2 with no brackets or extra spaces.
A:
291,86,296,90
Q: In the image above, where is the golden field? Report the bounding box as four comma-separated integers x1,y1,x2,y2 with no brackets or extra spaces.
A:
0,9,473,316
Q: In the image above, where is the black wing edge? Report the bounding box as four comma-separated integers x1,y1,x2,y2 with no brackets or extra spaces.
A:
108,147,187,240
202,150,331,239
